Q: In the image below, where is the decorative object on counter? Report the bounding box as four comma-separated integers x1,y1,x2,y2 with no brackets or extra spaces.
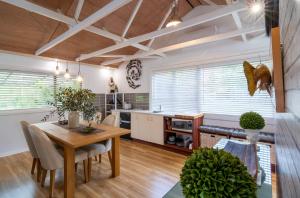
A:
180,148,257,198
243,61,272,96
240,111,265,144
126,59,142,89
109,77,118,93
123,102,132,110
43,87,96,129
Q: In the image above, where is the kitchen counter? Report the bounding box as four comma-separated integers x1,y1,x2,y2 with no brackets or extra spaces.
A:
112,109,203,118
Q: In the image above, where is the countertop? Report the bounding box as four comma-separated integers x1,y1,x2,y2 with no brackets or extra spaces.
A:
111,109,203,118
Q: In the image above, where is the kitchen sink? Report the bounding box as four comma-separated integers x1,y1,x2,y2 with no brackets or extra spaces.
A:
152,110,163,113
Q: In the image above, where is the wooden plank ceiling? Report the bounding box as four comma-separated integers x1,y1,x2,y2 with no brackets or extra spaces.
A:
0,0,226,67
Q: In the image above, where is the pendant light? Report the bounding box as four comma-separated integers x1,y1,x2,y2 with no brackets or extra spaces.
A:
166,0,182,28
64,61,70,79
54,59,60,75
249,0,263,14
76,61,83,82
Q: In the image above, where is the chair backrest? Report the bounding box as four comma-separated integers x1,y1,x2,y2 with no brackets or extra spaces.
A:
29,125,63,170
102,115,116,126
101,115,116,151
20,121,38,158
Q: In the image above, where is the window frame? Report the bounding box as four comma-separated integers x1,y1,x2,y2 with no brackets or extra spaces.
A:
150,58,275,118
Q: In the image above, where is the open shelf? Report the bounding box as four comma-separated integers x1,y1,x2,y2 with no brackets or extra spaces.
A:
164,143,192,152
164,129,193,136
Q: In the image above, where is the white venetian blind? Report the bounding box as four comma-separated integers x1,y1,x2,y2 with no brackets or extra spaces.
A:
151,61,275,117
152,66,201,113
0,70,54,110
0,70,81,111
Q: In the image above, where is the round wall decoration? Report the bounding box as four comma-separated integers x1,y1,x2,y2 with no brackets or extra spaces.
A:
126,59,142,89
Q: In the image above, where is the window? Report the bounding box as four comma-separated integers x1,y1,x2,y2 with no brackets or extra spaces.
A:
0,70,80,110
151,61,274,117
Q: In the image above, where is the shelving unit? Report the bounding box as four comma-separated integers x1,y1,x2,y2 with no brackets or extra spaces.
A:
163,115,203,154
105,93,124,117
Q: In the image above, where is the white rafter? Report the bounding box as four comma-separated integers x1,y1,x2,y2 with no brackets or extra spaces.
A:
35,0,131,55
147,3,173,48
122,0,143,37
0,0,165,57
201,0,216,5
232,12,247,42
76,3,247,61
99,26,265,66
74,0,85,20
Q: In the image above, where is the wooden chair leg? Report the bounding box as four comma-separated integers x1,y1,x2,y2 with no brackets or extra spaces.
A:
98,154,102,163
31,158,37,175
83,160,88,183
88,158,92,181
37,159,42,182
49,170,56,198
108,151,112,169
94,156,97,161
75,163,78,172
41,169,47,187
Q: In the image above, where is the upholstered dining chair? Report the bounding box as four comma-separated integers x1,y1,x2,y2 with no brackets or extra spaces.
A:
20,121,42,181
84,115,116,179
28,125,89,198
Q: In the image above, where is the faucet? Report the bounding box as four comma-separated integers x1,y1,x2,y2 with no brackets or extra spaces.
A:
159,105,162,112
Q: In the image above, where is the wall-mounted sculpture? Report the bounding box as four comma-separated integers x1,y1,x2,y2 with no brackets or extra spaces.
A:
126,59,142,89
243,61,272,96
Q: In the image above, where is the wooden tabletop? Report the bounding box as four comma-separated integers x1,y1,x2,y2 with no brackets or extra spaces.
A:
33,121,130,148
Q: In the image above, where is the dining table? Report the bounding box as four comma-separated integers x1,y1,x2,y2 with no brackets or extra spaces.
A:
33,121,130,198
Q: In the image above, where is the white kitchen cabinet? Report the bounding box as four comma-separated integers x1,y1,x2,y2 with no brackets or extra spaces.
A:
131,112,164,145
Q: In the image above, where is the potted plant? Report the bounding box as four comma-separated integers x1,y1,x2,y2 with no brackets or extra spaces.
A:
240,111,265,144
180,148,257,198
43,87,96,129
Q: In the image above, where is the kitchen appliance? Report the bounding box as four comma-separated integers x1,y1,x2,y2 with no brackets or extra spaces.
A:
120,112,131,139
123,102,132,110
171,118,193,133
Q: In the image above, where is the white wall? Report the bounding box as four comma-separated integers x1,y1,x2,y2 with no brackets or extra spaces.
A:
0,52,114,157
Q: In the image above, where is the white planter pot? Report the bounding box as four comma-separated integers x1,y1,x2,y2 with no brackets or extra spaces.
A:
68,111,80,128
245,129,260,144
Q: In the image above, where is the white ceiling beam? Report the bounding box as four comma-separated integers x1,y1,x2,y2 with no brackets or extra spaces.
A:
232,12,247,42
100,26,265,66
74,0,85,20
77,3,248,61
1,0,164,57
201,0,216,5
122,0,143,38
35,0,132,55
147,3,173,48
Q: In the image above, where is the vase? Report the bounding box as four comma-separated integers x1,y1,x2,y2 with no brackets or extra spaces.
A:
245,129,260,144
68,111,80,128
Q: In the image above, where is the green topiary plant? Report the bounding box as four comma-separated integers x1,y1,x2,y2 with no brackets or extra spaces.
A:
240,112,265,130
180,148,257,198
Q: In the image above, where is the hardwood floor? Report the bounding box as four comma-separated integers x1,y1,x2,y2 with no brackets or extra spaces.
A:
0,140,186,198
0,140,277,198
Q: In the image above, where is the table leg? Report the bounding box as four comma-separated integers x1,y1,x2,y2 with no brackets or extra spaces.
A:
64,146,75,198
112,136,120,177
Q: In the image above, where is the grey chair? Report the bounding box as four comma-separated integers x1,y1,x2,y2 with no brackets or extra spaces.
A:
29,125,89,198
83,115,115,178
20,121,42,181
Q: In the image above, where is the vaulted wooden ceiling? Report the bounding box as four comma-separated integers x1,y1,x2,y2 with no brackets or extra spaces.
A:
0,0,227,67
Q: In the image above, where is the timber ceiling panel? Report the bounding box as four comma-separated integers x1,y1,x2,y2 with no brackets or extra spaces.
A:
0,0,226,67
